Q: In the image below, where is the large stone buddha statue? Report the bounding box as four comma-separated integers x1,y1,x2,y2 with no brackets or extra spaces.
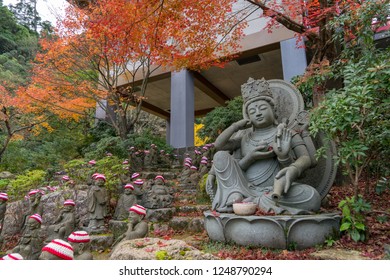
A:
206,78,321,215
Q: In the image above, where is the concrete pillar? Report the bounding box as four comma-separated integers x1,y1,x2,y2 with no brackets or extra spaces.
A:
95,99,117,125
166,120,171,145
169,69,194,148
280,37,307,82
95,100,107,124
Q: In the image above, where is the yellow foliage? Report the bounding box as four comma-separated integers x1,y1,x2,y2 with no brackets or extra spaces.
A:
194,123,209,146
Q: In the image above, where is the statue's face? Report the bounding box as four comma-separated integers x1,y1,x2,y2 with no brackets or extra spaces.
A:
38,251,62,260
69,242,81,255
27,219,40,230
96,179,105,187
247,100,275,128
124,188,133,195
128,211,141,224
63,205,73,212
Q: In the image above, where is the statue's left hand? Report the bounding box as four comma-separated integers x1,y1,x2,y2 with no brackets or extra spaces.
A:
273,126,292,158
275,165,299,193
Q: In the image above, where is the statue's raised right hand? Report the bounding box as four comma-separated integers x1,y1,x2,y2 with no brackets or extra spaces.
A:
233,119,251,132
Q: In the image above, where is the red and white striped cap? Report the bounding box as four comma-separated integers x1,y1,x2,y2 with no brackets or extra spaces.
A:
0,192,8,201
131,173,140,179
29,213,42,224
133,179,144,185
124,184,134,190
0,253,23,260
28,189,39,196
195,150,201,155
200,160,208,165
202,146,209,150
184,162,191,168
184,157,192,162
190,165,198,170
68,231,90,243
63,199,75,206
88,160,96,165
129,204,146,216
42,239,73,260
62,175,70,181
94,174,106,181
154,175,165,182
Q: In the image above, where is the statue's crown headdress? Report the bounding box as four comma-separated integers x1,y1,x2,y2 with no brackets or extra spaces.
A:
241,77,273,104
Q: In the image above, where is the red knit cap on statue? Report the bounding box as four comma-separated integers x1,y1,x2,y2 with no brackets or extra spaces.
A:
68,231,90,243
133,179,144,185
28,189,39,196
62,175,70,181
124,184,135,190
29,213,42,224
42,239,74,260
63,199,75,206
154,175,165,182
129,204,146,216
94,174,106,181
0,253,23,260
0,192,8,201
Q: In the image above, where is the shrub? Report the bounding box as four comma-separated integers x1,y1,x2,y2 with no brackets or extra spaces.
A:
198,96,243,142
7,170,47,200
338,195,371,242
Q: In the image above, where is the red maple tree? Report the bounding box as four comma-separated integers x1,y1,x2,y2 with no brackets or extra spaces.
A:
20,0,247,139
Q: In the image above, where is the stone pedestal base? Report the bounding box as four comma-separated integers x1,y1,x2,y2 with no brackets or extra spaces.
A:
204,211,341,250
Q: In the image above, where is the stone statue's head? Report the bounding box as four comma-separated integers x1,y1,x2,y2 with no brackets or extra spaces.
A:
39,239,74,260
241,78,277,122
27,214,42,230
68,231,91,255
128,204,146,224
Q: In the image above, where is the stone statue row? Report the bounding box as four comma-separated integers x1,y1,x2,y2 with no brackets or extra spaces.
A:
0,172,173,260
127,144,176,171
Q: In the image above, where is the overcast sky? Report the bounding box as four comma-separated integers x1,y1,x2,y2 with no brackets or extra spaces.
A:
3,0,69,26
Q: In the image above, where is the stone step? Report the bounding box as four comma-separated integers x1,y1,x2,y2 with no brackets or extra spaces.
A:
150,217,204,233
141,171,179,180
178,189,197,196
176,205,209,214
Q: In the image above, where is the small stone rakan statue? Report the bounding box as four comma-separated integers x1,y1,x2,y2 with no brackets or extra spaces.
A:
114,184,137,221
45,199,76,243
12,214,43,260
143,175,173,209
38,239,74,260
113,204,148,246
0,192,8,236
87,173,108,230
207,77,321,214
67,231,93,260
21,189,44,230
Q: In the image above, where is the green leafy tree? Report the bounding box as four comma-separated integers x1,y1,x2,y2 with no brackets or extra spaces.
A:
9,0,41,33
198,96,243,142
310,1,390,197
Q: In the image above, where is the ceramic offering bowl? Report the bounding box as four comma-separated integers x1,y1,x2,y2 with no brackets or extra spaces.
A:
233,202,257,215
